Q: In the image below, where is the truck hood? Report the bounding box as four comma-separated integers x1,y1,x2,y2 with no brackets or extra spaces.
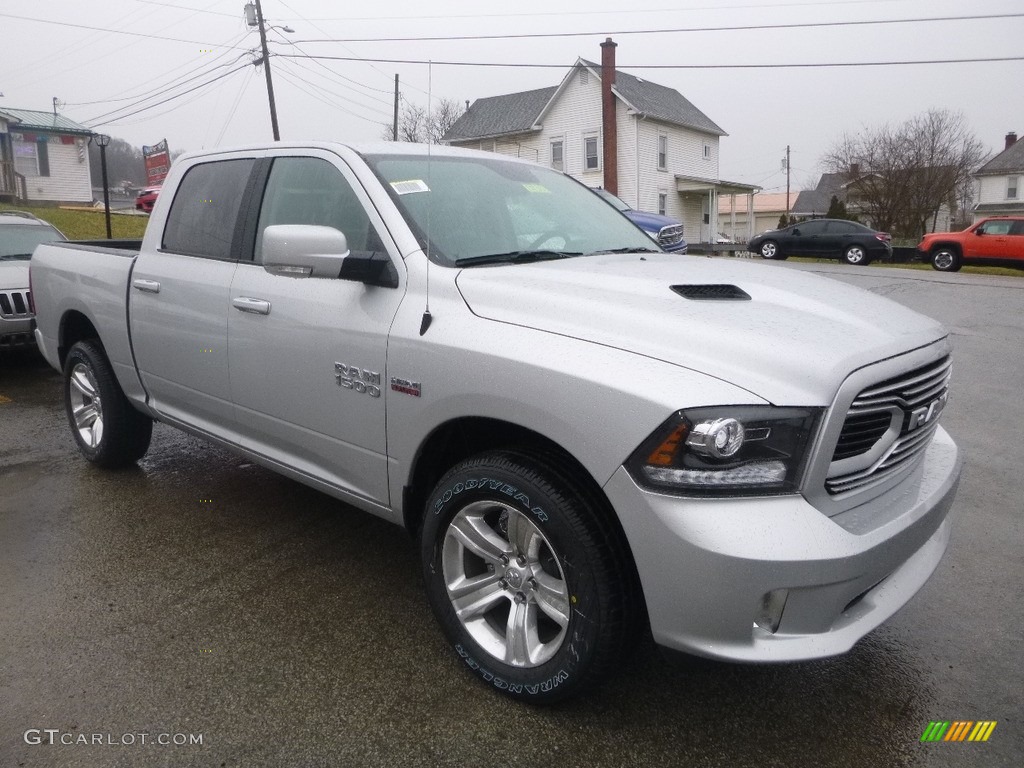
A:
0,260,30,289
455,254,947,405
623,209,682,235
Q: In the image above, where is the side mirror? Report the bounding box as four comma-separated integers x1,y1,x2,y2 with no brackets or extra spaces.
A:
792,228,801,236
262,225,349,278
261,225,397,287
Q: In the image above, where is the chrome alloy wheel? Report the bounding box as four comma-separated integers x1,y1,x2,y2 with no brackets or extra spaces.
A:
68,362,104,449
441,501,571,668
845,245,866,264
933,249,955,270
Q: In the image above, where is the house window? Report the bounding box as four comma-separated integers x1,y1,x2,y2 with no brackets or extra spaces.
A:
703,143,711,160
657,135,668,171
658,193,667,216
1008,176,1019,200
13,139,49,177
551,139,564,171
584,134,600,171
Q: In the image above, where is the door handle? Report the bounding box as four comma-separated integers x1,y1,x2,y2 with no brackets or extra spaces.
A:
132,278,161,294
232,297,271,315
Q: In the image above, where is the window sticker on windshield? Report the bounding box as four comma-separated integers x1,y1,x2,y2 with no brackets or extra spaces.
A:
522,183,551,194
391,179,430,195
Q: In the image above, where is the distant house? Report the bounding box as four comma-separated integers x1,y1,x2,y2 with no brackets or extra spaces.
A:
0,108,94,204
973,132,1023,220
718,191,798,240
792,167,953,233
443,38,758,243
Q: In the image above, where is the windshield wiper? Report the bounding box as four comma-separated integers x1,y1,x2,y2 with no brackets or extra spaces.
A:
595,246,661,255
0,253,33,261
454,250,583,267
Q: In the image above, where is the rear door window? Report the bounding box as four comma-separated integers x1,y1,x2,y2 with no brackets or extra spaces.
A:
162,159,255,259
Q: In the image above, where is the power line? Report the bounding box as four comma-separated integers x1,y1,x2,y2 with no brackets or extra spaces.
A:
0,11,252,49
274,59,394,118
273,66,389,127
68,36,251,107
82,62,251,128
290,12,1024,44
276,53,1024,70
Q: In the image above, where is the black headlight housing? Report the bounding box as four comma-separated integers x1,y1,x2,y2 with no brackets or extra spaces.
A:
626,406,822,497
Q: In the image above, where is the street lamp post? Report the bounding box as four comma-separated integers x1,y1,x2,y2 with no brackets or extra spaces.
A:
95,133,112,239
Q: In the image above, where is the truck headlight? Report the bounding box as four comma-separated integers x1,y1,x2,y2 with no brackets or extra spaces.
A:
626,406,822,496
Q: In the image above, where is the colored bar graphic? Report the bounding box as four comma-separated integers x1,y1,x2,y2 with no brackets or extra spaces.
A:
920,720,996,742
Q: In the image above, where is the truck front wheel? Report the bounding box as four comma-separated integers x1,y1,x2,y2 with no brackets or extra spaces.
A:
421,452,634,702
64,340,152,468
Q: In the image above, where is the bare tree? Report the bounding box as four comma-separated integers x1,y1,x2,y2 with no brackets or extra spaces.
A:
823,109,987,238
382,97,464,144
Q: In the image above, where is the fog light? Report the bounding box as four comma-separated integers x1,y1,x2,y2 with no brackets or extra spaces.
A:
754,589,789,634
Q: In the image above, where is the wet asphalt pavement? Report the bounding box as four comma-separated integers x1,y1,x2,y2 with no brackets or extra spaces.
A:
1,262,1021,767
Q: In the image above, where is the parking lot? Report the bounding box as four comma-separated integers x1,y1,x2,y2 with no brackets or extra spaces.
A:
1,261,1021,767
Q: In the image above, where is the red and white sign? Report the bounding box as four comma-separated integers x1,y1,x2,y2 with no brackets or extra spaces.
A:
143,139,171,186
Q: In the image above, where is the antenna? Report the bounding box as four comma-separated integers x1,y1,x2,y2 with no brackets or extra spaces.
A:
419,59,433,336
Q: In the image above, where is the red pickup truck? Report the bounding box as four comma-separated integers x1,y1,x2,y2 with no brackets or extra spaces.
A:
918,216,1024,272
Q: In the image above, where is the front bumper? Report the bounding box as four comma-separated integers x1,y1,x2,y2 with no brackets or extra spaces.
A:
604,426,961,662
0,315,36,349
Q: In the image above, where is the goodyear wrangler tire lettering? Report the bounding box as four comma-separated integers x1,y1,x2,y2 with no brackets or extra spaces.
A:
421,451,635,703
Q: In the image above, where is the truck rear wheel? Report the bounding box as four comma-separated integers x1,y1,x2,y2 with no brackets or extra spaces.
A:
420,451,634,702
64,340,152,468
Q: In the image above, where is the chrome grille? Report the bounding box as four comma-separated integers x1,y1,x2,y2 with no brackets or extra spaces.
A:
0,289,32,318
658,225,685,247
827,356,951,496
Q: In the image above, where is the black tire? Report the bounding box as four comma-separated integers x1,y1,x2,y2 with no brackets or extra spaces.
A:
64,340,153,468
842,244,871,266
759,240,783,260
421,451,635,703
931,247,962,272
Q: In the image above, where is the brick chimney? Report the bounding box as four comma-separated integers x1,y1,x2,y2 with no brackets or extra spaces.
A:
1006,132,1018,151
600,37,618,196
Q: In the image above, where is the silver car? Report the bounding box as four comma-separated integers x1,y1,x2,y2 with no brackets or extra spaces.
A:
0,211,66,349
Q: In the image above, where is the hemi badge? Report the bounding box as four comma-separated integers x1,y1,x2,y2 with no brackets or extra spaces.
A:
391,377,422,397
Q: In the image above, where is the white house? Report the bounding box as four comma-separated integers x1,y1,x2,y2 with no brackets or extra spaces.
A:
973,132,1023,220
0,108,94,204
443,39,757,244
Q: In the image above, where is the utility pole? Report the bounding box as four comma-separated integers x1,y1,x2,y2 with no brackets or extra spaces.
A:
784,145,791,218
393,75,399,142
252,0,280,141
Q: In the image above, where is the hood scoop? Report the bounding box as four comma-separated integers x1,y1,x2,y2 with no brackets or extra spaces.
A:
671,284,751,301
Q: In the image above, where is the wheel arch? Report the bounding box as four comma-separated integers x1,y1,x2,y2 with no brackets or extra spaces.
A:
404,417,579,533
58,310,101,368
929,241,962,257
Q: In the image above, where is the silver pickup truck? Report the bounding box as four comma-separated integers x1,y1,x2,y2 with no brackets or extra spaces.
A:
31,142,962,702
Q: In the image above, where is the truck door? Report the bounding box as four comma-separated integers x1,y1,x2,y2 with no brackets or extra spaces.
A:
130,157,256,436
227,152,405,507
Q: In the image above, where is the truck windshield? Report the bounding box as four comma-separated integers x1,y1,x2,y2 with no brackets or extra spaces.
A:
363,152,658,268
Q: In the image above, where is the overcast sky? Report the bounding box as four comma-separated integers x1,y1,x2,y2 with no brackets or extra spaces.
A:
2,0,1021,193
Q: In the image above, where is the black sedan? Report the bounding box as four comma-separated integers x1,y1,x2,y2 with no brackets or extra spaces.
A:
748,218,891,265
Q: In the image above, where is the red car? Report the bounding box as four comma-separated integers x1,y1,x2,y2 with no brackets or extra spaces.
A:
135,186,161,213
918,216,1024,272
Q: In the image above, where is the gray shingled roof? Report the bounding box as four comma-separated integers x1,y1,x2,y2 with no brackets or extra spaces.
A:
443,60,725,142
0,108,93,135
443,87,557,142
975,137,1024,175
791,172,846,215
579,60,725,136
